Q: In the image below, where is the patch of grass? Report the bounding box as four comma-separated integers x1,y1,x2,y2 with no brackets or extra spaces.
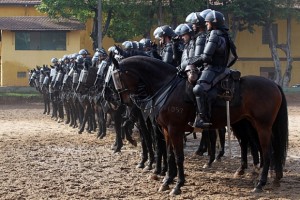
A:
0,92,40,97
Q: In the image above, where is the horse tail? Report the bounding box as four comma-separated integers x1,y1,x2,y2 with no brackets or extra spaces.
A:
272,85,289,168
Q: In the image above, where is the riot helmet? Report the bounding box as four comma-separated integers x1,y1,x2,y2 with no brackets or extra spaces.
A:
185,12,203,26
108,46,118,54
96,48,108,57
92,55,99,63
139,38,151,48
79,49,90,56
205,10,226,30
76,55,84,64
133,41,143,50
122,41,134,50
51,58,58,64
153,25,176,39
174,23,193,36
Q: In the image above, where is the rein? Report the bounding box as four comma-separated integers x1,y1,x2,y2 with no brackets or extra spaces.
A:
114,66,181,112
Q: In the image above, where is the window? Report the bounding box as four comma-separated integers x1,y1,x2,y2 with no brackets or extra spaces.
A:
15,31,66,50
260,67,274,80
262,24,278,45
17,71,27,78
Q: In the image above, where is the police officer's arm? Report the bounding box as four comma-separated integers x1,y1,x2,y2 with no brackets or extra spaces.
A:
163,45,174,65
189,30,219,66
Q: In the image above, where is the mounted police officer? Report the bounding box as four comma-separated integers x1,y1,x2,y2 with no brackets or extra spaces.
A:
93,48,108,67
174,23,195,71
153,25,178,66
139,38,161,59
186,9,211,57
189,10,233,129
79,49,92,67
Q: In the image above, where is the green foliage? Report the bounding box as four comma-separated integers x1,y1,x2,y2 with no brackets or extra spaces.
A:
37,0,97,22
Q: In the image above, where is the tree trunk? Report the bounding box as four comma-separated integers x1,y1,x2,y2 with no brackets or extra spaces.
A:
102,8,112,39
158,0,163,26
282,15,293,88
267,22,282,85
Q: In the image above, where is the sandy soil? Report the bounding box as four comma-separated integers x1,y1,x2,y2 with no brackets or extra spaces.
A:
0,94,300,200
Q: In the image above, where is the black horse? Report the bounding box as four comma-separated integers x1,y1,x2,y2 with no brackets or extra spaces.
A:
111,55,288,195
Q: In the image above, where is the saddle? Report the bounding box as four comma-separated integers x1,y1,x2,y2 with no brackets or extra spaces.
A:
209,70,241,107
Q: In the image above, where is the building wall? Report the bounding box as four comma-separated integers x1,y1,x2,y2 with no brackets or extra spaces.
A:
233,19,300,85
0,4,94,86
0,30,82,86
0,5,45,16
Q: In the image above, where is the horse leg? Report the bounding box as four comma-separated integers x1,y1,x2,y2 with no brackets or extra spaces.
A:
249,139,261,179
195,131,208,156
112,108,123,153
169,131,185,195
216,128,226,161
57,99,64,123
46,94,50,115
136,131,148,169
78,105,89,134
96,105,106,139
253,128,272,193
159,133,177,192
43,94,47,114
64,100,70,124
153,126,167,176
234,137,249,177
203,130,216,168
137,114,154,171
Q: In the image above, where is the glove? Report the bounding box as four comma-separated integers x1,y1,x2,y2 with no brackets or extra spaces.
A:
188,56,201,65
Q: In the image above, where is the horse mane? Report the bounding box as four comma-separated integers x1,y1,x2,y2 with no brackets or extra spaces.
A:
118,55,178,95
120,56,177,77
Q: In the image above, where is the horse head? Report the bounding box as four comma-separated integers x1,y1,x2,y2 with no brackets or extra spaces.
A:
110,56,177,105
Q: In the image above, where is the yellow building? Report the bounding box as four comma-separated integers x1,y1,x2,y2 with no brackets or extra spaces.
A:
0,0,93,86
234,20,300,86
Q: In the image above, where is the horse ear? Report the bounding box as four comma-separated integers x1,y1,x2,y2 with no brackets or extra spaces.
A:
36,66,41,70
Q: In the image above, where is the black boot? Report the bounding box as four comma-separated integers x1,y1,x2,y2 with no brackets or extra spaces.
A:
191,96,211,128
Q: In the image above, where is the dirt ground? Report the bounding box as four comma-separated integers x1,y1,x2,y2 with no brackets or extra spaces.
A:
0,94,300,200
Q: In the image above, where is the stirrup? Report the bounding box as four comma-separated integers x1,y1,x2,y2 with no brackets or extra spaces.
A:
188,118,212,129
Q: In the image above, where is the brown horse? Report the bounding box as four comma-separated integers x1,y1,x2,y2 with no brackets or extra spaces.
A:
111,56,288,195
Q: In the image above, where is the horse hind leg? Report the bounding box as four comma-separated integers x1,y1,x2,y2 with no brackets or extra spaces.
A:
253,129,272,193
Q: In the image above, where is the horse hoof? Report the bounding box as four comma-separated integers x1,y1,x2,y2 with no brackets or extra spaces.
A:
78,131,83,134
169,188,181,196
100,134,106,139
194,151,204,156
129,139,137,147
143,165,152,171
149,174,159,181
114,148,121,153
203,163,210,169
158,184,169,192
234,171,244,178
252,187,263,193
214,158,221,162
272,180,280,187
136,163,145,169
